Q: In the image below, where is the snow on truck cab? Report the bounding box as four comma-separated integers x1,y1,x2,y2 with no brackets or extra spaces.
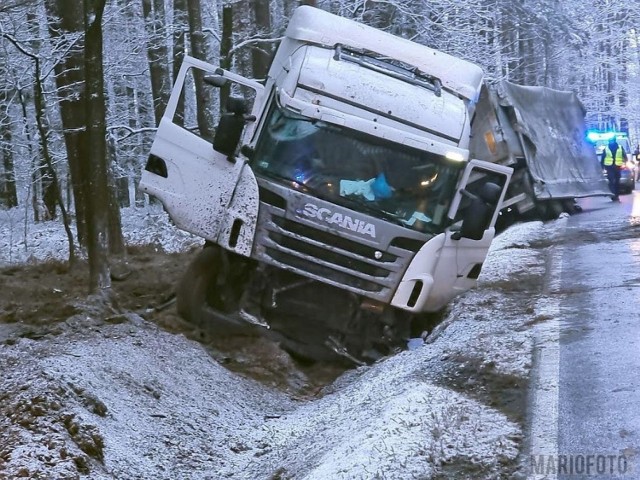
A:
139,6,512,363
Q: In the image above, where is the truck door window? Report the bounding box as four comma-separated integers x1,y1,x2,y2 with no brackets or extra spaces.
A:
454,169,508,224
251,104,465,235
171,67,256,144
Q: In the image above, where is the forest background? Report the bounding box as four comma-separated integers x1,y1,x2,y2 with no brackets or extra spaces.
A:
0,0,638,289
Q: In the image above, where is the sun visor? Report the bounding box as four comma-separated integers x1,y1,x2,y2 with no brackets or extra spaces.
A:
287,46,468,147
285,6,484,102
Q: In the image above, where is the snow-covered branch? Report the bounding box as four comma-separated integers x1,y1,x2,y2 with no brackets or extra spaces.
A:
229,36,283,57
107,125,157,140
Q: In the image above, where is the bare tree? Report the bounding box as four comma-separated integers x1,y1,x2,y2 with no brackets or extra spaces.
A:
186,0,214,138
142,0,171,125
1,32,76,263
83,0,112,292
0,90,18,208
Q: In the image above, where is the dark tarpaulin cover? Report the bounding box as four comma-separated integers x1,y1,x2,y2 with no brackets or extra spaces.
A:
498,81,611,199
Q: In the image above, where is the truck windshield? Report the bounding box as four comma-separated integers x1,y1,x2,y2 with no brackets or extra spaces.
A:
251,105,463,234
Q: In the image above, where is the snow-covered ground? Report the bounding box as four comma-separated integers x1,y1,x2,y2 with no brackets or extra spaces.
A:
0,205,203,267
0,206,567,479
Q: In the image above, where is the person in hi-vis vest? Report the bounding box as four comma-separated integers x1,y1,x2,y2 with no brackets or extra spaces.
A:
601,138,626,202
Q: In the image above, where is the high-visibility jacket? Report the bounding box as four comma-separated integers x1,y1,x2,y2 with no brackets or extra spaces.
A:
603,146,625,167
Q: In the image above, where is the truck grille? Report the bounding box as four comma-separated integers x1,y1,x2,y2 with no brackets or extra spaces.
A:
254,185,425,302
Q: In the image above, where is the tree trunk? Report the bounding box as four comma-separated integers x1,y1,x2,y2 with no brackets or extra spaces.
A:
173,0,187,126
186,0,214,139
17,89,40,221
44,0,88,245
0,94,18,208
142,0,171,126
232,2,252,78
251,0,272,80
40,161,58,220
28,47,76,263
83,0,111,292
25,9,57,221
219,4,233,111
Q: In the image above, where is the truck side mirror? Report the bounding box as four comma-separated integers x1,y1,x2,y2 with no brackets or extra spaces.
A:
213,96,250,158
203,74,228,88
452,182,501,241
226,96,248,115
213,114,245,157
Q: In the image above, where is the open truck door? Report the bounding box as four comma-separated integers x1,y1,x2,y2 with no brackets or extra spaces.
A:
140,56,264,256
392,159,512,313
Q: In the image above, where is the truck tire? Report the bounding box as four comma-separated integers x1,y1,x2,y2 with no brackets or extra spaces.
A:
176,245,248,334
176,246,220,327
534,200,563,220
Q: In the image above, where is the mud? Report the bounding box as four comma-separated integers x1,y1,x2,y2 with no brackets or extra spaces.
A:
529,220,640,249
0,246,345,397
437,353,528,425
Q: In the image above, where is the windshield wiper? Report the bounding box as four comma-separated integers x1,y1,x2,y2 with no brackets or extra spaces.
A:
257,170,333,200
334,45,442,97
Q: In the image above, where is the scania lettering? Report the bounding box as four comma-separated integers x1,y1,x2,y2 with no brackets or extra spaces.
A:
300,204,377,238
140,6,513,363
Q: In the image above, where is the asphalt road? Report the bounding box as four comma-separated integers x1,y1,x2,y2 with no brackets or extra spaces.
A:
529,192,640,479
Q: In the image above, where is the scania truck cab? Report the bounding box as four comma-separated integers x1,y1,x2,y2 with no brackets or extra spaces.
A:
140,6,512,363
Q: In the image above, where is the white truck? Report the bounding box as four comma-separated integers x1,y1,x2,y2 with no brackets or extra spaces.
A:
140,6,512,363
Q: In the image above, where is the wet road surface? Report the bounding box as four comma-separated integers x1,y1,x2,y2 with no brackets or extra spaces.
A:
529,193,640,479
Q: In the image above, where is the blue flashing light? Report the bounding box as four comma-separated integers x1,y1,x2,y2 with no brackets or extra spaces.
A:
586,130,628,143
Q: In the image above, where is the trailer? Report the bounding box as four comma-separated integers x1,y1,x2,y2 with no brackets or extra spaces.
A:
470,81,611,221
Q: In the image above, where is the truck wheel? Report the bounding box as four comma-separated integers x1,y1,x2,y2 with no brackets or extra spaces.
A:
535,200,562,220
176,245,249,335
176,246,220,327
561,199,578,215
549,200,565,218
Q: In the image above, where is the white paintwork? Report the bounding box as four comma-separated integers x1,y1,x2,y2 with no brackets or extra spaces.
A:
390,233,444,311
447,159,514,222
217,165,259,256
140,11,511,313
139,57,263,256
284,45,468,147
423,228,496,311
278,88,470,159
391,228,496,313
280,6,484,102
392,159,513,312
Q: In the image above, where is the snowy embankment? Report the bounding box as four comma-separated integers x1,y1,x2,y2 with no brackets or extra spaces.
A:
0,205,203,267
0,206,564,479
